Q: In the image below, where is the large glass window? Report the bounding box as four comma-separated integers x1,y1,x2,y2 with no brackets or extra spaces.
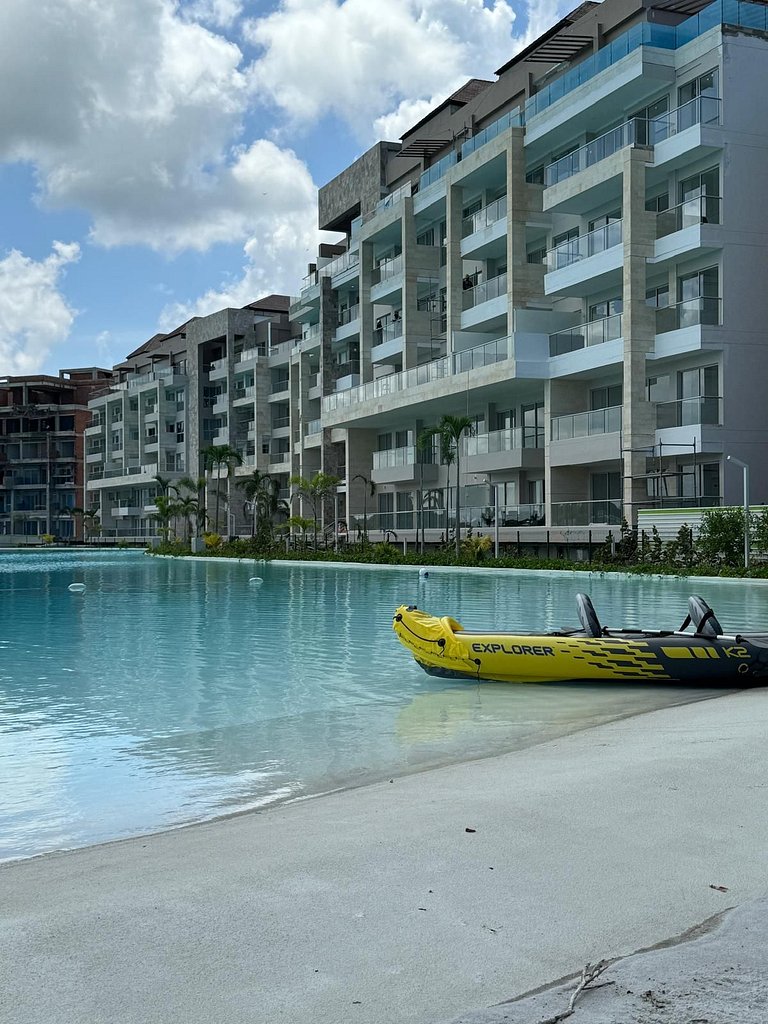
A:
590,384,622,410
679,167,720,225
522,403,544,448
587,209,621,254
677,266,719,326
678,69,719,129
677,364,720,425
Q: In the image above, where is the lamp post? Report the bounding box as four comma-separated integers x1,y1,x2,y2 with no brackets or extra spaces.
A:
726,455,750,569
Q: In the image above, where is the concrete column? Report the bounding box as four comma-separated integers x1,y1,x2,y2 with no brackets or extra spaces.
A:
506,127,546,315
359,243,374,383
621,147,656,524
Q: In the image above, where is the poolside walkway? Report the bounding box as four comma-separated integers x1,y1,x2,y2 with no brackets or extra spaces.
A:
2,687,767,1024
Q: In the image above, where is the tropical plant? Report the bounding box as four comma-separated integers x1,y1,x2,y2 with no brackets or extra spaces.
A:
697,506,746,566
71,507,101,543
461,534,492,562
153,473,172,497
152,494,182,540
352,473,376,544
202,444,243,533
176,476,208,536
290,472,341,545
285,515,313,548
418,415,475,556
238,470,287,543
203,532,222,549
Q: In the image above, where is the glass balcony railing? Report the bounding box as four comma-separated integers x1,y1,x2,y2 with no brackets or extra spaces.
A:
272,415,290,429
373,321,403,347
454,335,511,372
270,378,290,395
550,499,623,527
546,221,622,272
655,296,721,333
337,304,360,327
372,255,403,284
376,182,412,212
461,108,523,159
418,151,457,191
649,95,721,142
461,196,508,238
373,446,420,470
462,272,508,310
656,195,721,238
551,405,622,441
305,419,322,436
549,313,623,356
656,396,722,428
462,427,526,456
233,386,255,401
322,335,511,415
546,120,646,187
324,250,360,279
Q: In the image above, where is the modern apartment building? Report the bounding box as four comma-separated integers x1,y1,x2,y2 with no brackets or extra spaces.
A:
85,296,295,540
0,368,112,542
288,0,768,547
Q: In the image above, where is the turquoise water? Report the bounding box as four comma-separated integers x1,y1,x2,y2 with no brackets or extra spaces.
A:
0,551,762,861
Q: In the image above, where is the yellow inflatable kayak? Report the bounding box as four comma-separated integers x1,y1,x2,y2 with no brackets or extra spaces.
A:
393,594,768,684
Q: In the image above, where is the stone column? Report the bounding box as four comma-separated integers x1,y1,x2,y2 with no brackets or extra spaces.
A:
445,181,464,357
621,147,656,524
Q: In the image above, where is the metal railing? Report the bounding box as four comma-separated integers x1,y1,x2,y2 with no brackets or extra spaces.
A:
551,405,622,441
656,195,721,238
323,335,511,414
656,395,722,428
270,378,290,394
271,415,290,428
549,313,623,356
546,221,622,272
655,296,721,333
462,272,508,310
461,196,508,237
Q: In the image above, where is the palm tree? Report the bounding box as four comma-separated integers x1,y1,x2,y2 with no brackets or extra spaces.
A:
201,444,243,533
290,472,340,546
153,473,172,497
352,473,376,543
419,415,475,556
176,476,208,536
239,470,282,540
152,494,181,541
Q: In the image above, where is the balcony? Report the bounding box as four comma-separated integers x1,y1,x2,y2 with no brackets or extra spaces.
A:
418,151,457,193
545,120,644,189
322,335,512,417
655,296,721,334
270,378,290,397
233,385,255,404
656,195,720,239
461,109,522,161
335,304,360,341
375,181,412,213
462,272,507,311
546,222,622,272
236,347,265,366
551,405,622,441
550,313,622,356
463,427,544,473
371,446,438,485
656,396,722,428
550,499,623,527
208,358,228,380
545,222,623,296
84,422,104,435
305,419,322,436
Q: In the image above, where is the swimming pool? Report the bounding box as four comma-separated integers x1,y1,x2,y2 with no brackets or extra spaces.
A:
1,551,759,860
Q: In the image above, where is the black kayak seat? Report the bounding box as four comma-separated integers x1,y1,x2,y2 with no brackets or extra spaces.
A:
576,593,602,638
687,595,723,637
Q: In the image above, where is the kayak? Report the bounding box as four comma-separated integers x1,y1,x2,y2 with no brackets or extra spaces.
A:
393,593,768,684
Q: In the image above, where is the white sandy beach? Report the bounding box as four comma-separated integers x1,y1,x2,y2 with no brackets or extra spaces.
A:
1,686,767,1024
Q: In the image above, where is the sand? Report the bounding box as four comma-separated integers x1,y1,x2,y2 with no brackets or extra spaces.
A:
1,687,767,1024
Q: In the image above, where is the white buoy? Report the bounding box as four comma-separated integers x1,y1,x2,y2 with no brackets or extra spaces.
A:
418,568,430,580
248,577,264,586
68,583,86,593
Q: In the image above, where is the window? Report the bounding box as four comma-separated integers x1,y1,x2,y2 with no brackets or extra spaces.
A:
59,415,74,431
527,479,545,505
678,69,719,129
526,165,545,185
587,209,621,254
495,409,515,430
679,167,719,225
645,193,670,213
590,385,622,410
522,403,544,448
378,492,394,530
630,95,669,144
396,491,414,530
646,284,669,308
589,297,623,320
677,266,719,326
677,365,719,425
551,227,579,269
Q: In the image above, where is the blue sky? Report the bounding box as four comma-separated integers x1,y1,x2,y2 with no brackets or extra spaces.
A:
0,0,568,376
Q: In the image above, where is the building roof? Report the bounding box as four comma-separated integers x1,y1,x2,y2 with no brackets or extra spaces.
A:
495,2,600,75
400,78,494,144
244,293,291,313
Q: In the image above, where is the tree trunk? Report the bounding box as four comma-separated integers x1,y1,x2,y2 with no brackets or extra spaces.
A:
455,451,462,557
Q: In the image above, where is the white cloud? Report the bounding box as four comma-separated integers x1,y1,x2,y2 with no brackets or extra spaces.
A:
0,243,81,374
0,0,318,258
183,0,244,29
246,0,573,141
